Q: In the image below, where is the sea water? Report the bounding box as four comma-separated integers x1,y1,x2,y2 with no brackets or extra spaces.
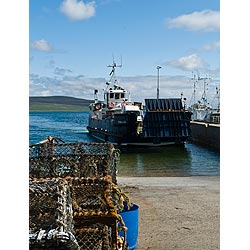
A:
29,111,220,177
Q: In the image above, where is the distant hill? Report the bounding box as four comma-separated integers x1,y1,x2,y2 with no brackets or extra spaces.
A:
29,96,93,112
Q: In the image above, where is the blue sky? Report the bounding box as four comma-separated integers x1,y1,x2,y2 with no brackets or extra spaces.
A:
29,0,220,106
4,2,250,247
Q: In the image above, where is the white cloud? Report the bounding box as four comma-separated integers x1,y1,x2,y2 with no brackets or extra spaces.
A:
197,41,220,52
60,0,95,20
164,54,208,71
49,60,56,68
54,67,73,75
207,68,220,79
166,10,220,32
29,72,220,109
120,75,192,101
29,73,105,98
31,39,53,52
29,73,192,102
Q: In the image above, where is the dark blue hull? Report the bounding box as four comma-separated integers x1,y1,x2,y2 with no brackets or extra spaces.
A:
87,108,192,146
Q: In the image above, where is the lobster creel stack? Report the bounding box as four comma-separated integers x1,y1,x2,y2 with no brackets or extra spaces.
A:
29,137,129,250
29,139,120,183
29,178,80,250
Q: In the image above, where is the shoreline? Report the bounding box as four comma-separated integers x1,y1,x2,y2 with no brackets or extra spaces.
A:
117,176,220,250
117,176,219,187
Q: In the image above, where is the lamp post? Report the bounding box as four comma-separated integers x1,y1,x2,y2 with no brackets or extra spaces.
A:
156,66,162,100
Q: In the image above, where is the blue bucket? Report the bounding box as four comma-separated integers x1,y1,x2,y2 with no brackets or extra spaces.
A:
119,203,139,250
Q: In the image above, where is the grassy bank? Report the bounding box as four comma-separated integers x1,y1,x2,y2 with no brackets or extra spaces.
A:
29,96,92,112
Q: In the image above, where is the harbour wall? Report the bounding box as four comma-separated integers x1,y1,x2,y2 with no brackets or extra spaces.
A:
189,121,220,150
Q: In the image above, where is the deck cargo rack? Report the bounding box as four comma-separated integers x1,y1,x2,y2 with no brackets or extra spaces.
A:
143,98,192,138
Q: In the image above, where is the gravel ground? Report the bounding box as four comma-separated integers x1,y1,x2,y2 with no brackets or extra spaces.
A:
117,176,220,250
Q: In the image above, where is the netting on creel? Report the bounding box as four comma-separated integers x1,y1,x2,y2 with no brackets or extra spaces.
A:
74,224,110,250
29,137,128,250
73,223,126,250
29,178,80,250
29,176,128,250
29,139,120,183
67,176,117,216
67,176,128,250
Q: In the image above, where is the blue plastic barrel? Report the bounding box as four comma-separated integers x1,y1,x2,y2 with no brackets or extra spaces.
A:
119,203,139,250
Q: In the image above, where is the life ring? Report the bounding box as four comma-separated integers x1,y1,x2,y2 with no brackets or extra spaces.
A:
121,102,127,107
109,102,115,109
95,103,101,110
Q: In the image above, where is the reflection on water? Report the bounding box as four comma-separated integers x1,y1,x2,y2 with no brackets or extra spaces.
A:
29,112,220,177
119,145,191,177
118,143,219,177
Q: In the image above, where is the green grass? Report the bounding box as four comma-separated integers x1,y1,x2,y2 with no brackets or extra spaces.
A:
29,103,89,112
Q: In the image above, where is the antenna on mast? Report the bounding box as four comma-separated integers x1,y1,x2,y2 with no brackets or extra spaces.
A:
198,75,211,106
190,71,198,107
107,55,122,85
211,86,220,111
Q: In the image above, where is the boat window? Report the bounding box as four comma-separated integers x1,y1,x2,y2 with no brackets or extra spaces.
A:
110,93,114,98
115,93,120,99
121,93,125,98
127,111,140,116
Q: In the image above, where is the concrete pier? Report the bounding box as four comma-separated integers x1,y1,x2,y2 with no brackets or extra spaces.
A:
190,121,220,150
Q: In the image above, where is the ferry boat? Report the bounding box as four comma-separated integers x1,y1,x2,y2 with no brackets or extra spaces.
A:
87,61,192,147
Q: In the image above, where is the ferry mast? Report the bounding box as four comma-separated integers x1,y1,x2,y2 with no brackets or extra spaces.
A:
198,75,211,106
107,56,122,87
